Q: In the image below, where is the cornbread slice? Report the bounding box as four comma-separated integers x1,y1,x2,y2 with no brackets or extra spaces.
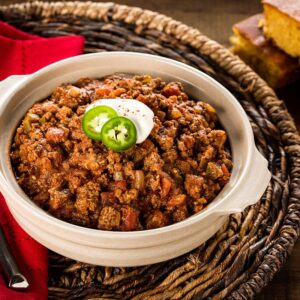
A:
230,14,299,88
263,0,300,57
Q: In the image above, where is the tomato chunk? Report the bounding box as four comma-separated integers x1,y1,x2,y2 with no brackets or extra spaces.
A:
121,207,139,231
108,180,127,192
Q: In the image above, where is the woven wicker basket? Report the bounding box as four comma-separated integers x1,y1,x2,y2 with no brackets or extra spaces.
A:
1,2,300,299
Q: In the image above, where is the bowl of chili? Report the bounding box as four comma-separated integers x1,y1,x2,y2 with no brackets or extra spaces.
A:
0,52,270,266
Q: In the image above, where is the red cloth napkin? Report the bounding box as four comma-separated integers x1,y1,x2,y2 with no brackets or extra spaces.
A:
0,21,85,79
0,196,48,300
0,21,85,300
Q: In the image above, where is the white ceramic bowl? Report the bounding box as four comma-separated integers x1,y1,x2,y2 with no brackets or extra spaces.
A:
0,52,271,266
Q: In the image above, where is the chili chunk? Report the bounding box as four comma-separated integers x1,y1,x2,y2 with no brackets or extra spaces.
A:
10,74,232,231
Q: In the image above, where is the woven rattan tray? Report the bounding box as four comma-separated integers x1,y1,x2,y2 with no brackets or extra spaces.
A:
1,2,300,299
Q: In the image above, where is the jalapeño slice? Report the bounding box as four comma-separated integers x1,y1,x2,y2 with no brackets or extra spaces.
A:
101,116,137,152
82,105,118,141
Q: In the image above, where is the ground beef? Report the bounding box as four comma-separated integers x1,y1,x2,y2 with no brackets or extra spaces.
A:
10,74,232,231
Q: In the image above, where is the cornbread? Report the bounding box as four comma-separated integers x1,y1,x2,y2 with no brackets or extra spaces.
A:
263,0,300,57
230,14,299,88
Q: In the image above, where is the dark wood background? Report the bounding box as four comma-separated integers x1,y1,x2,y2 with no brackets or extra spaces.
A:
1,0,300,299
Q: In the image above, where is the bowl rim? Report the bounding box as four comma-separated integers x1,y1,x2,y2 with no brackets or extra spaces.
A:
0,52,256,239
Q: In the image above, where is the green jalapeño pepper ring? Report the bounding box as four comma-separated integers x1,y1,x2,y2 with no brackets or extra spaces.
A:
82,105,118,141
101,116,137,152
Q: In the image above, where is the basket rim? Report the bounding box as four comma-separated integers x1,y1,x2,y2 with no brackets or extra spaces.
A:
0,1,300,298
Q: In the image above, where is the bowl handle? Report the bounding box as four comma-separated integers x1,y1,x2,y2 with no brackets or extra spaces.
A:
0,75,29,107
215,148,271,215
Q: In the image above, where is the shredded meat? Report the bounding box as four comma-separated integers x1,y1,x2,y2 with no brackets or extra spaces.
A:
10,74,232,231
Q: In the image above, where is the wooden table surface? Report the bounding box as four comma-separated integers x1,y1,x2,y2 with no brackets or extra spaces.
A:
1,0,300,299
